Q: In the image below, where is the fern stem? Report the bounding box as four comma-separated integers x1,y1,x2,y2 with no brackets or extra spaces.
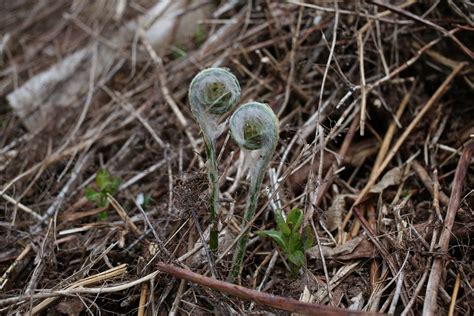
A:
188,68,240,253
227,102,279,282
205,137,219,251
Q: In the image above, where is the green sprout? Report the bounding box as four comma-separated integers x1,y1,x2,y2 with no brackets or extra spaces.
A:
97,210,109,221
258,208,314,273
188,68,241,252
228,102,279,282
85,169,121,215
193,25,206,46
171,44,187,60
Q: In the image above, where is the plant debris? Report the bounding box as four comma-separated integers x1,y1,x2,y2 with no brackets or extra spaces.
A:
0,0,473,315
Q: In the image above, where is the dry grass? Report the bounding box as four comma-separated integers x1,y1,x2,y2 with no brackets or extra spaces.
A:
0,0,473,315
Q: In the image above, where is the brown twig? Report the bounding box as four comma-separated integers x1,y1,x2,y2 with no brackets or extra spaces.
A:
341,62,466,231
314,108,360,207
370,84,414,180
412,160,450,206
0,244,32,290
156,262,385,316
367,27,462,90
423,141,474,315
2,1,472,314
137,282,148,316
107,194,142,236
31,264,128,314
357,32,367,136
448,271,461,316
369,1,473,59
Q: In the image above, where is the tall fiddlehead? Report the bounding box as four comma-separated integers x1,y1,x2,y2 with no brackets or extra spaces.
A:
188,68,241,252
228,102,279,281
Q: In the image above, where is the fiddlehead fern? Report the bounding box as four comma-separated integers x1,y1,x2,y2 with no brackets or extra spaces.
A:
189,68,241,251
228,102,279,281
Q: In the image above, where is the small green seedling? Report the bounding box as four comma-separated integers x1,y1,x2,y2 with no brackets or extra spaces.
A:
193,25,206,46
172,44,187,60
258,208,314,271
97,210,109,221
85,169,121,209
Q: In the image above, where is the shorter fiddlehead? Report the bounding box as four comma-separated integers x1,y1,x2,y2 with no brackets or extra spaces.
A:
228,102,279,281
188,68,241,251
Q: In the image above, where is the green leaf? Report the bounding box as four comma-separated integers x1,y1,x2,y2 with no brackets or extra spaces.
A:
288,232,302,253
172,45,187,60
288,250,305,267
107,176,121,194
274,210,291,236
287,208,303,232
97,211,109,221
193,25,206,45
97,194,109,208
96,169,110,191
302,226,315,250
85,187,99,202
257,230,287,250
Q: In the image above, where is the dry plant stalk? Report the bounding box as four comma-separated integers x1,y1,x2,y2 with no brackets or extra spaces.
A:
341,62,466,232
1,1,472,314
32,264,128,314
156,262,385,316
423,141,474,315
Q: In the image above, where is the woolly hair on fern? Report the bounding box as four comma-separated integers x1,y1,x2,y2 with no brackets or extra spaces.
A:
227,102,279,281
188,68,241,251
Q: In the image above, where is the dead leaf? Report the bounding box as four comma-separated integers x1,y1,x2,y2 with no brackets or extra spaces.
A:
370,166,402,193
293,286,315,316
56,298,84,316
289,154,333,191
349,292,365,311
345,138,379,167
307,236,374,260
323,194,346,231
